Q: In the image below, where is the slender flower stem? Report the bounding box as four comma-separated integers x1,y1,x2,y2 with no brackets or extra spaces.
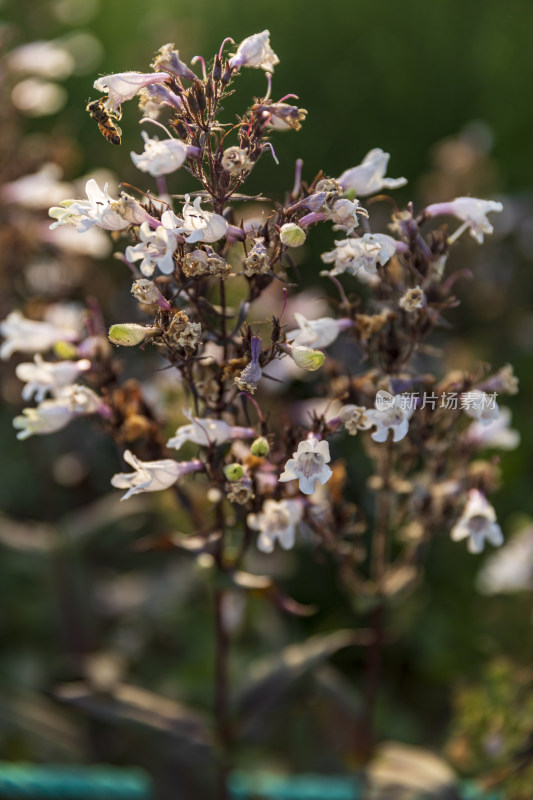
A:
362,438,393,757
214,507,231,800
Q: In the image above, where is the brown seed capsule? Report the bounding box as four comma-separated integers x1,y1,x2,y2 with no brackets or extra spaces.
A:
222,64,232,85
187,88,199,114
173,120,189,140
194,80,206,112
212,56,222,82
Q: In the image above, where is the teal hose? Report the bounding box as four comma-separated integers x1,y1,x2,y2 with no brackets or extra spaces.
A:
0,764,152,799
230,772,362,800
0,765,503,799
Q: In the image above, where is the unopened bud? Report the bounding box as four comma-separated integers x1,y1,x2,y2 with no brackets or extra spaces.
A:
280,222,306,247
289,345,325,371
53,341,78,360
224,463,244,482
250,436,270,457
108,323,158,346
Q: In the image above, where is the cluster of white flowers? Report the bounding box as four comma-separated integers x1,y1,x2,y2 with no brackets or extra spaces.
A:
0,304,111,440
2,27,514,569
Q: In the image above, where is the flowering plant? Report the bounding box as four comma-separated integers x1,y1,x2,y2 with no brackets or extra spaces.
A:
1,29,519,798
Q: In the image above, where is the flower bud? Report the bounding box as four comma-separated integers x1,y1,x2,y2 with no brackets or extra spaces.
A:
224,463,244,482
53,340,78,360
280,222,306,247
250,436,270,457
289,345,325,371
108,323,158,346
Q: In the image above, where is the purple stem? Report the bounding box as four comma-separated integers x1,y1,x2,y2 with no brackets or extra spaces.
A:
191,55,207,80
236,392,265,423
218,37,235,59
263,142,279,165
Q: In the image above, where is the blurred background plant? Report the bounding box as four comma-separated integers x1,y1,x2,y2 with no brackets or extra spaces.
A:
1,1,533,799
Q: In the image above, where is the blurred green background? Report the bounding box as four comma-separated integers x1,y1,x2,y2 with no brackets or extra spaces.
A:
1,0,533,796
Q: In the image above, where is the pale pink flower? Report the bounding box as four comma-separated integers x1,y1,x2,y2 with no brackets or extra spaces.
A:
338,149,407,196
229,31,279,73
93,71,171,116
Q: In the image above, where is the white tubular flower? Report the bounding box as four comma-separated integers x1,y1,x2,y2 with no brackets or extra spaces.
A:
286,313,347,349
56,384,104,415
477,526,533,594
462,390,500,426
49,179,131,232
13,401,77,440
2,163,73,210
125,222,177,276
167,414,255,451
163,195,228,244
93,71,172,116
247,499,303,553
279,436,332,495
15,355,91,402
451,489,504,554
228,31,280,73
466,407,520,451
111,449,202,501
12,384,102,441
321,233,396,277
425,197,503,244
0,310,80,360
130,132,188,177
366,392,413,443
337,148,407,196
